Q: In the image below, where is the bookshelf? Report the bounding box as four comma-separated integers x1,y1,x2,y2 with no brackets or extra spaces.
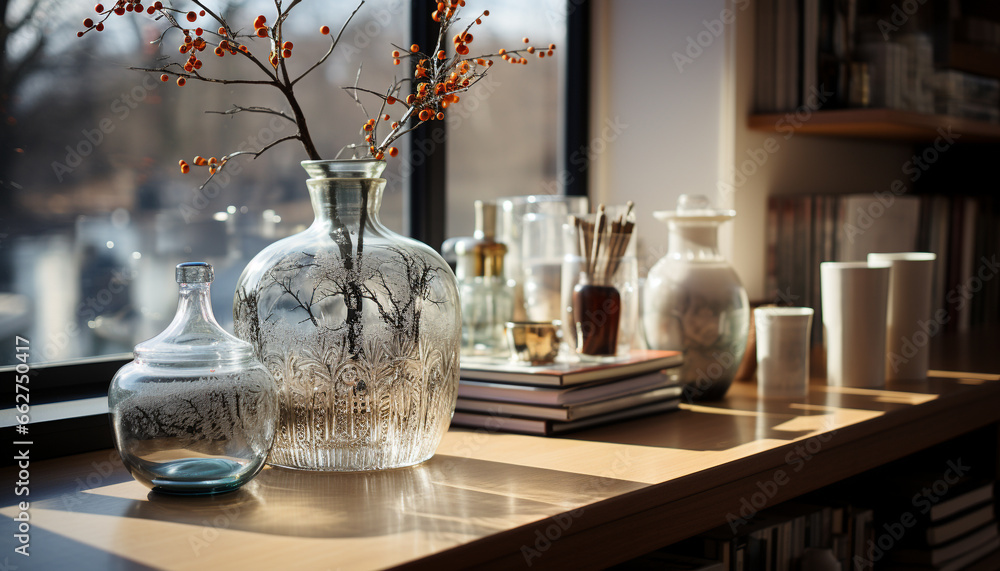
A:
748,108,1000,142
946,42,1000,80
752,0,1000,139
746,0,1000,342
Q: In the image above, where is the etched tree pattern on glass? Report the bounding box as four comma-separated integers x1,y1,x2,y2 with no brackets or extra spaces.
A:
234,160,460,471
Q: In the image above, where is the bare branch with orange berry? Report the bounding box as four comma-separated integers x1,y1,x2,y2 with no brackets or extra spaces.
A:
344,1,554,161
78,0,366,189
77,0,553,187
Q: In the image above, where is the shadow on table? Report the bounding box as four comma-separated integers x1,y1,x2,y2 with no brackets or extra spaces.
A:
31,454,642,541
560,379,946,451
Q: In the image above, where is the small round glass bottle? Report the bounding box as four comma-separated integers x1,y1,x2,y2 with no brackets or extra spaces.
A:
109,262,279,494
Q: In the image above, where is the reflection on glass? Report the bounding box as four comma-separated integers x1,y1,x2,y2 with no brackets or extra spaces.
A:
0,1,410,365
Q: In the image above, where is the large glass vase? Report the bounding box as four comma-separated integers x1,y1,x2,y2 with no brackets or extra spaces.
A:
234,160,461,471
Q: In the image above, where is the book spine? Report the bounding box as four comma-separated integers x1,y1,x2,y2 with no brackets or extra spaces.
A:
810,196,824,346
780,197,796,303
766,196,781,302
958,198,977,332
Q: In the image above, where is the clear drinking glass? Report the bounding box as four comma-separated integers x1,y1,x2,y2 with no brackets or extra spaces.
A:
496,195,589,321
109,262,279,494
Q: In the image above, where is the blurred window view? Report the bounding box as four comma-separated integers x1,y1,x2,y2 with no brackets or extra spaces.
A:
0,0,411,366
445,0,568,240
0,0,571,368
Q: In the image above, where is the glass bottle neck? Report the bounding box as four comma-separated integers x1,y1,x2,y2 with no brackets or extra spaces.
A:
134,281,239,365
308,179,386,232
667,221,723,261
168,282,223,338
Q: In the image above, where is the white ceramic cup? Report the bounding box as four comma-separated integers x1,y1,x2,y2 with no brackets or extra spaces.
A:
821,261,891,388
867,253,937,381
755,307,814,398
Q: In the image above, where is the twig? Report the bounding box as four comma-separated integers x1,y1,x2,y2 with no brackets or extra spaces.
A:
292,0,365,85
206,105,296,123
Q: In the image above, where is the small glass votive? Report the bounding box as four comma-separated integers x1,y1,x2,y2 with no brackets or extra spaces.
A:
755,307,814,398
522,213,572,323
505,321,562,365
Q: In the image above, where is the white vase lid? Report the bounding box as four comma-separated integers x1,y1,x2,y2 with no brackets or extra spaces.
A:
654,194,735,222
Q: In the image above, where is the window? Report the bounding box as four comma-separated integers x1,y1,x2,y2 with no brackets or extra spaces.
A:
0,1,409,366
0,0,583,372
445,0,569,241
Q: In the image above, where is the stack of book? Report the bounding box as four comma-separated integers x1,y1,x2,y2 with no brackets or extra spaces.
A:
883,479,998,571
451,350,684,436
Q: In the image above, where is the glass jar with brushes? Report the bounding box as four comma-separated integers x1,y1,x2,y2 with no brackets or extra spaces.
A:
561,203,638,360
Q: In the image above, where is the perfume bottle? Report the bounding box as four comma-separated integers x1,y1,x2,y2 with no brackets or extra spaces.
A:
109,262,279,494
454,200,514,357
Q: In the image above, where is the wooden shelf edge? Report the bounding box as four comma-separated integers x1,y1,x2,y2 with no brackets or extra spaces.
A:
748,108,1000,142
949,43,1000,80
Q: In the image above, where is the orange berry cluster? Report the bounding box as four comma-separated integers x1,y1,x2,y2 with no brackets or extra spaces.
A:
253,14,269,38
79,1,165,36
368,2,556,160
179,155,224,175
498,39,555,65
360,115,400,159
431,0,473,23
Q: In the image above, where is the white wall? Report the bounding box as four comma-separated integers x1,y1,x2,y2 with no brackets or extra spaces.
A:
592,0,915,300
590,0,726,273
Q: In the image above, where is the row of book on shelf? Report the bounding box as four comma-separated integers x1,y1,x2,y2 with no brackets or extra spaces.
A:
451,350,684,436
614,463,998,570
766,192,1000,345
755,0,1000,120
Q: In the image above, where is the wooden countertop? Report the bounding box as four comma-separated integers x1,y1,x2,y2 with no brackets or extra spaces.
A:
3,371,1000,571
